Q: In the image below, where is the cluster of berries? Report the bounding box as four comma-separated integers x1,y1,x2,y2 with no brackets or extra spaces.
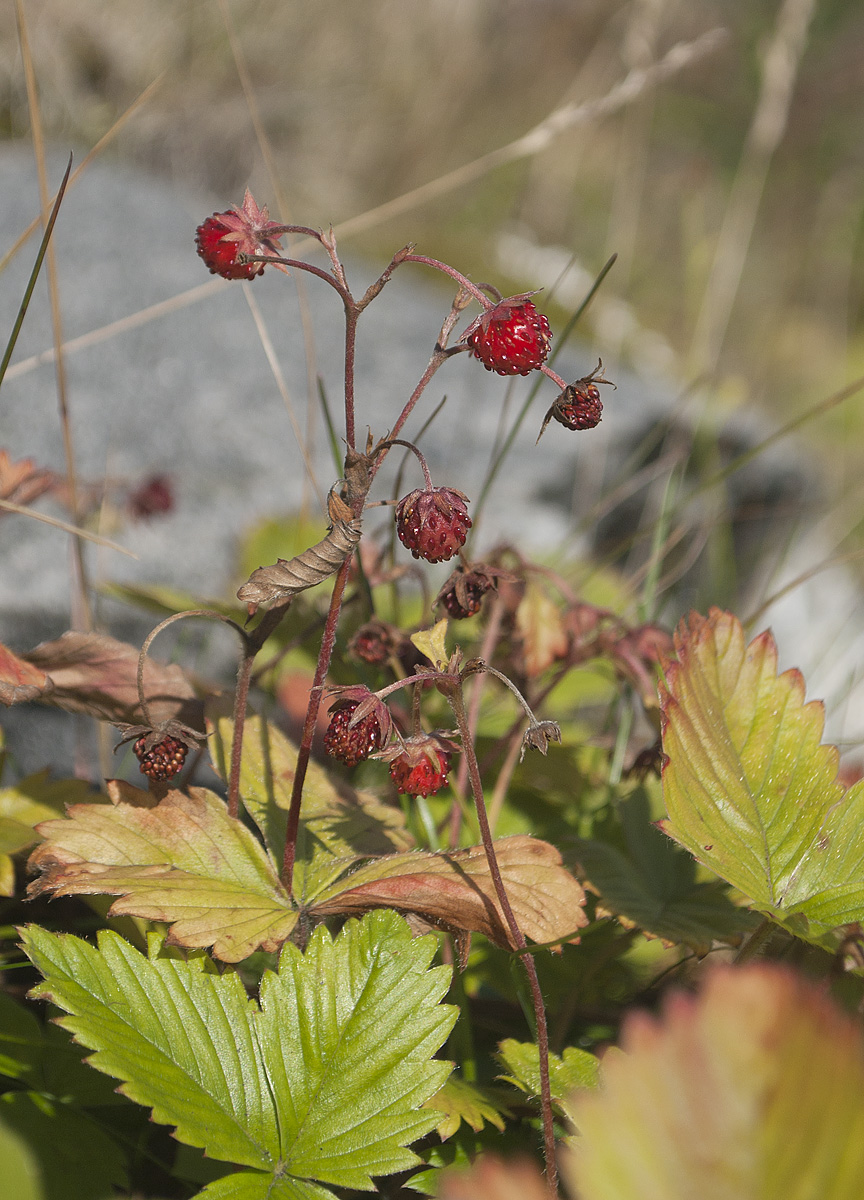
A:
322,690,454,797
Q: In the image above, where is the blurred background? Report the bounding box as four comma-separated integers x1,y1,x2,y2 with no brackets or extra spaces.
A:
0,0,862,422
2,0,864,760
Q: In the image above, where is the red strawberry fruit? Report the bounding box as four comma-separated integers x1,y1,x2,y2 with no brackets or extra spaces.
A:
537,360,614,440
195,189,285,280
395,486,471,563
466,295,552,376
384,734,456,797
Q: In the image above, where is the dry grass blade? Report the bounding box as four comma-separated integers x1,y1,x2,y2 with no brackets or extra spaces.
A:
689,0,817,374
16,0,89,627
0,497,137,557
0,73,164,277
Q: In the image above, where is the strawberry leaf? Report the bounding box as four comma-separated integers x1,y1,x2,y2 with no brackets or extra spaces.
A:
312,836,587,950
565,964,864,1200
207,709,411,899
27,788,297,962
660,609,864,948
22,911,455,1193
574,790,760,953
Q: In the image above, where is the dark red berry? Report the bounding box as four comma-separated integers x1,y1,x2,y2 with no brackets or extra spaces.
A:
195,189,284,280
435,564,506,620
349,619,398,666
537,360,615,441
323,701,387,767
395,486,471,564
323,689,393,767
128,473,174,520
133,735,188,781
466,295,552,376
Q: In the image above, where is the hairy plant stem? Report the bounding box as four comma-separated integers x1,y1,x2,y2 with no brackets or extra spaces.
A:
280,555,353,893
447,684,558,1196
343,301,359,449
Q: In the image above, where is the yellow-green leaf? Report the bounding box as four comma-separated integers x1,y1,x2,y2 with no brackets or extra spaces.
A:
660,609,864,948
27,788,297,962
565,964,864,1200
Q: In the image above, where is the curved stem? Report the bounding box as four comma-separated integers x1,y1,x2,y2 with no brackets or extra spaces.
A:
135,609,249,729
401,253,492,308
447,685,558,1196
383,439,434,490
239,252,349,300
540,363,567,390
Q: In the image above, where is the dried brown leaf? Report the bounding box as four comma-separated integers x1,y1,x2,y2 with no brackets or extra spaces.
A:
313,835,587,951
20,631,200,727
0,641,50,705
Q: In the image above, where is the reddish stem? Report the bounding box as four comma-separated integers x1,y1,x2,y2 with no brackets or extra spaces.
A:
401,253,492,309
448,685,558,1196
280,554,353,892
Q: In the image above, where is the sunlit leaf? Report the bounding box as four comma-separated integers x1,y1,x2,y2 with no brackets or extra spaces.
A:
23,911,455,1192
660,608,864,948
27,788,297,962
207,708,411,898
498,1037,598,1133
565,964,864,1200
422,1076,510,1140
312,835,587,951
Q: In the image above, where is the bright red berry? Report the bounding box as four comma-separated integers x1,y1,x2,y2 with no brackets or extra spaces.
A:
323,690,393,767
133,735,188,781
466,295,552,376
195,189,284,280
395,486,471,563
387,735,454,797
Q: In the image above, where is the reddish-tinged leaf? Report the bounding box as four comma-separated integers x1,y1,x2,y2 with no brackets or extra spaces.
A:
0,642,49,705
515,586,568,676
313,836,587,951
27,788,296,961
660,609,864,947
565,964,864,1200
19,631,200,726
440,1156,549,1200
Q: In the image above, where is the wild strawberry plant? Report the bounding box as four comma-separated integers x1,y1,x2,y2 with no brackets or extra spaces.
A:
3,186,864,1200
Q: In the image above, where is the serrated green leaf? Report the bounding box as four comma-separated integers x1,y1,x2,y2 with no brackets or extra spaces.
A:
498,1038,598,1130
22,910,456,1192
206,710,411,900
575,791,759,953
199,1174,338,1200
27,787,298,962
660,609,864,949
565,964,864,1200
422,1076,510,1139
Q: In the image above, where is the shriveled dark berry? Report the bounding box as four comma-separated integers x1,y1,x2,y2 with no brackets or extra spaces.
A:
133,735,188,781
324,699,388,767
537,360,615,441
